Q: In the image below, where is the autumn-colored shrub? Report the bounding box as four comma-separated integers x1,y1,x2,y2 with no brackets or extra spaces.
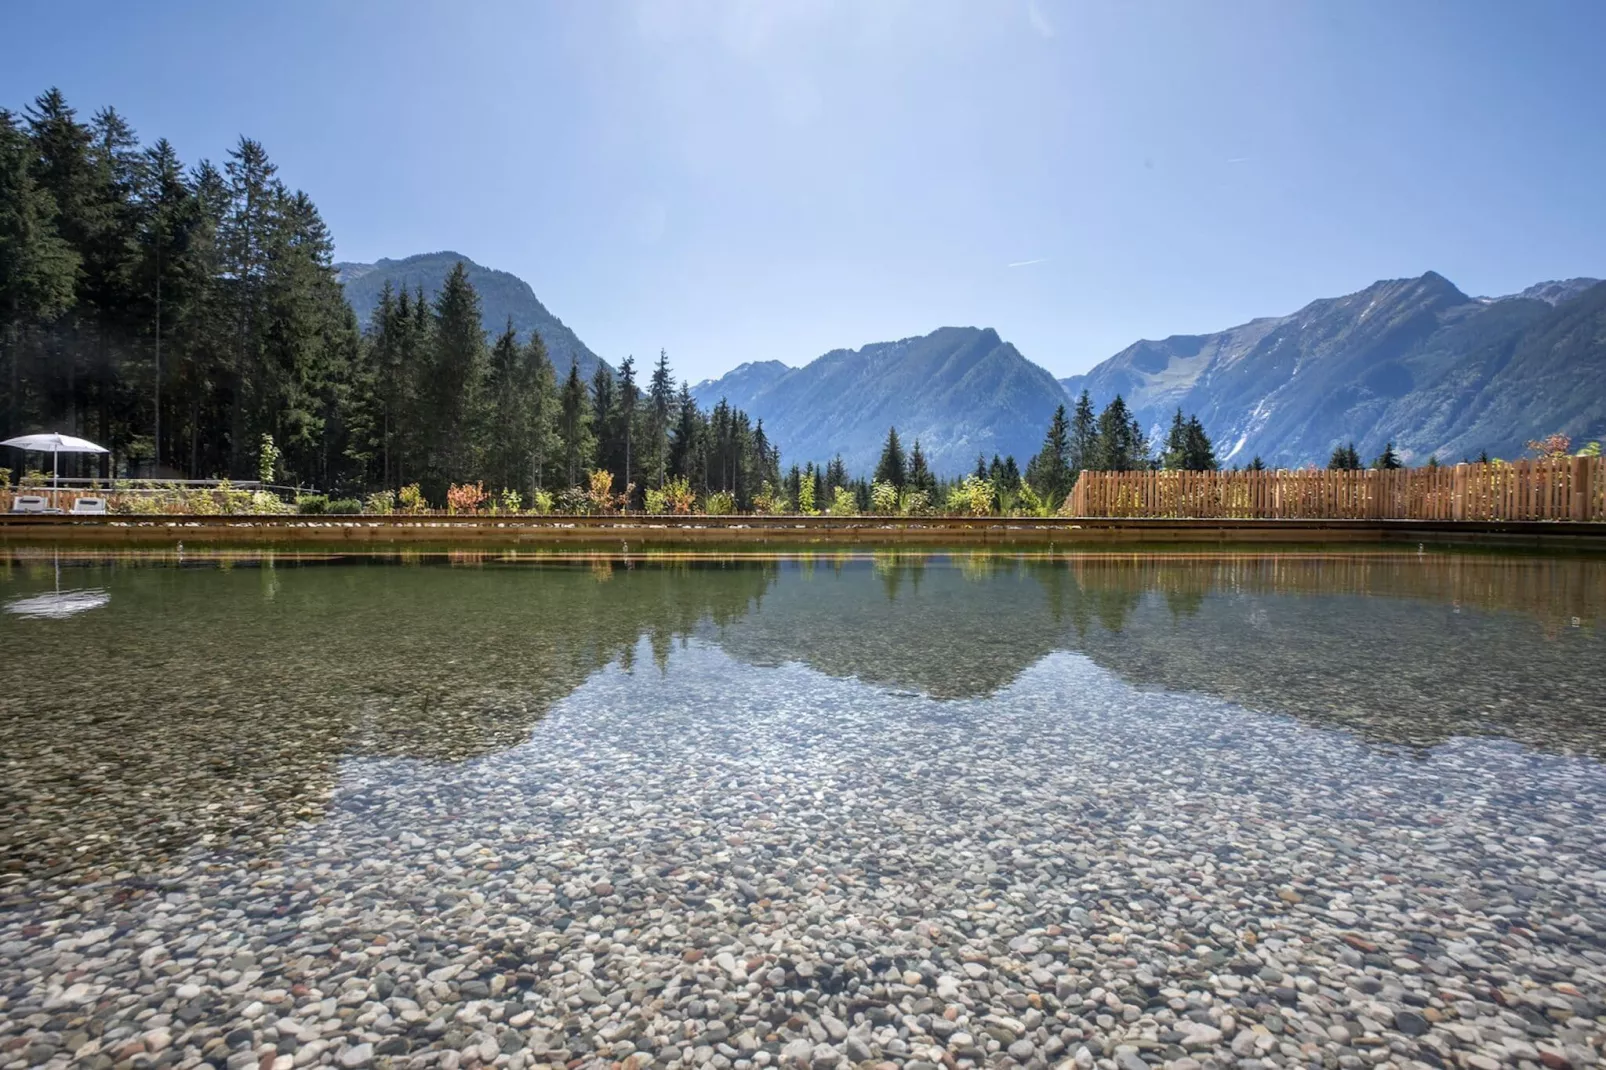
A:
446,482,489,514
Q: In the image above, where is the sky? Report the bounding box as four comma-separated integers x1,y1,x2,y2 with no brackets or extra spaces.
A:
4,0,1604,383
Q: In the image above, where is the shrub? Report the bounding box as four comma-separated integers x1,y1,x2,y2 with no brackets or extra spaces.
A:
497,489,522,514
703,490,737,515
825,486,857,516
397,483,427,513
797,477,817,515
327,498,362,515
528,488,554,513
446,482,488,514
662,475,696,514
752,480,790,515
363,489,396,514
899,489,931,516
556,487,590,514
585,469,631,513
1578,441,1602,458
644,486,668,514
946,475,994,517
870,481,899,515
297,494,329,515
1015,482,1051,517
249,491,291,515
1527,433,1572,459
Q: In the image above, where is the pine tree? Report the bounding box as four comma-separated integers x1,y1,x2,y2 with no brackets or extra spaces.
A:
559,360,593,486
1182,416,1217,471
1070,389,1097,472
907,439,936,497
1162,408,1188,470
825,454,847,491
874,426,907,488
1328,442,1362,470
1095,395,1136,470
1373,442,1402,470
1249,456,1266,471
1025,403,1073,500
616,354,639,502
669,381,700,483
647,348,673,488
0,107,78,440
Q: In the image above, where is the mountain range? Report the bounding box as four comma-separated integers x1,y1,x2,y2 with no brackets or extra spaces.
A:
335,252,611,383
1059,272,1606,467
337,252,1604,474
690,328,1067,474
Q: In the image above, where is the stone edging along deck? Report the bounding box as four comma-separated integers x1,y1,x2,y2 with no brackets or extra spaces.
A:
3,514,1606,549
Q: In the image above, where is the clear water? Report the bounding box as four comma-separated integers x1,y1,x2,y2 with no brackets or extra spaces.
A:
2,551,1604,1068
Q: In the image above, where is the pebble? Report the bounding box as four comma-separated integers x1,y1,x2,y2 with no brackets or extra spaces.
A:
2,558,1605,1070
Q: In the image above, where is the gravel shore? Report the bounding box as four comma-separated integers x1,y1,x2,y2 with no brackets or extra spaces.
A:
3,642,1604,1070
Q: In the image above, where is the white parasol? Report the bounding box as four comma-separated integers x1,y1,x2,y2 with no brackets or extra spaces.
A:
1,432,109,504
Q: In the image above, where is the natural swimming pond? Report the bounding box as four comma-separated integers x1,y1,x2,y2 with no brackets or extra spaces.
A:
1,551,1604,1070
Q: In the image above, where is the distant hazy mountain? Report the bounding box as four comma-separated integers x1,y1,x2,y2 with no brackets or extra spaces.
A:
335,252,610,381
692,327,1067,475
1060,273,1606,466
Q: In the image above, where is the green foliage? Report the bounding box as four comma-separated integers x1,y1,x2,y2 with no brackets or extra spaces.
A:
528,488,553,513
397,483,426,513
946,475,994,516
1372,442,1403,470
796,472,817,515
874,427,907,489
1016,481,1053,517
751,480,789,515
258,434,281,484
1160,408,1218,471
297,494,328,515
327,498,362,515
1025,404,1073,501
898,488,932,516
1328,442,1363,470
870,480,900,514
825,485,858,516
703,490,737,515
1579,441,1602,457
363,489,396,514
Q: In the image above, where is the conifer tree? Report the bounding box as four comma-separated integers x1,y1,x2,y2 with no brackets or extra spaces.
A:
1025,403,1073,500
907,440,936,498
1373,442,1403,470
647,348,673,487
559,360,593,486
1069,389,1097,473
874,426,907,488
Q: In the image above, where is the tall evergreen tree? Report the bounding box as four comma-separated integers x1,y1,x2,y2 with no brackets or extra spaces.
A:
559,361,593,486
874,426,907,488
647,348,674,488
1025,403,1073,500
907,440,936,498
1069,389,1097,473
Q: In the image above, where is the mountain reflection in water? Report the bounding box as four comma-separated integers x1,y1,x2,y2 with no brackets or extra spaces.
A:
0,550,1600,895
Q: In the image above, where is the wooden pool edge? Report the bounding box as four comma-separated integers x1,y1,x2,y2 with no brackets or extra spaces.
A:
4,515,1606,550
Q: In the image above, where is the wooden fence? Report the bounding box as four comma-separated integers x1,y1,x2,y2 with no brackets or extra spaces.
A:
1064,458,1606,521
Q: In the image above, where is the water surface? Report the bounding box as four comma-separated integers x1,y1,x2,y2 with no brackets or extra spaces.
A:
1,551,1603,1070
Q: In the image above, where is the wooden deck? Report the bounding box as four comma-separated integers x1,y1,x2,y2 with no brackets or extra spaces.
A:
3,514,1605,549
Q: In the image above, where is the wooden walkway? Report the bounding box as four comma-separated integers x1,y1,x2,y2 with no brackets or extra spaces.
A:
3,513,1605,548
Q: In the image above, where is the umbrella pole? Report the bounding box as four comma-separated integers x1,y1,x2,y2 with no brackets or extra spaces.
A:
52,449,58,511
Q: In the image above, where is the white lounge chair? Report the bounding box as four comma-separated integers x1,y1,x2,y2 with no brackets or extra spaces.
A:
11,495,49,514
70,496,107,515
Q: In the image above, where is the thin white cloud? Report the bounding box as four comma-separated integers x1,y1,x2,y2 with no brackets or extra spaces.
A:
1026,0,1055,38
1008,258,1048,268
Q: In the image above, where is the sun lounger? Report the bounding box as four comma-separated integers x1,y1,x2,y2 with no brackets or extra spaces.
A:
10,495,49,513
70,497,107,515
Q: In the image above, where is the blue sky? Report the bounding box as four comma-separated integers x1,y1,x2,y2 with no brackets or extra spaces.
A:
4,0,1602,382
